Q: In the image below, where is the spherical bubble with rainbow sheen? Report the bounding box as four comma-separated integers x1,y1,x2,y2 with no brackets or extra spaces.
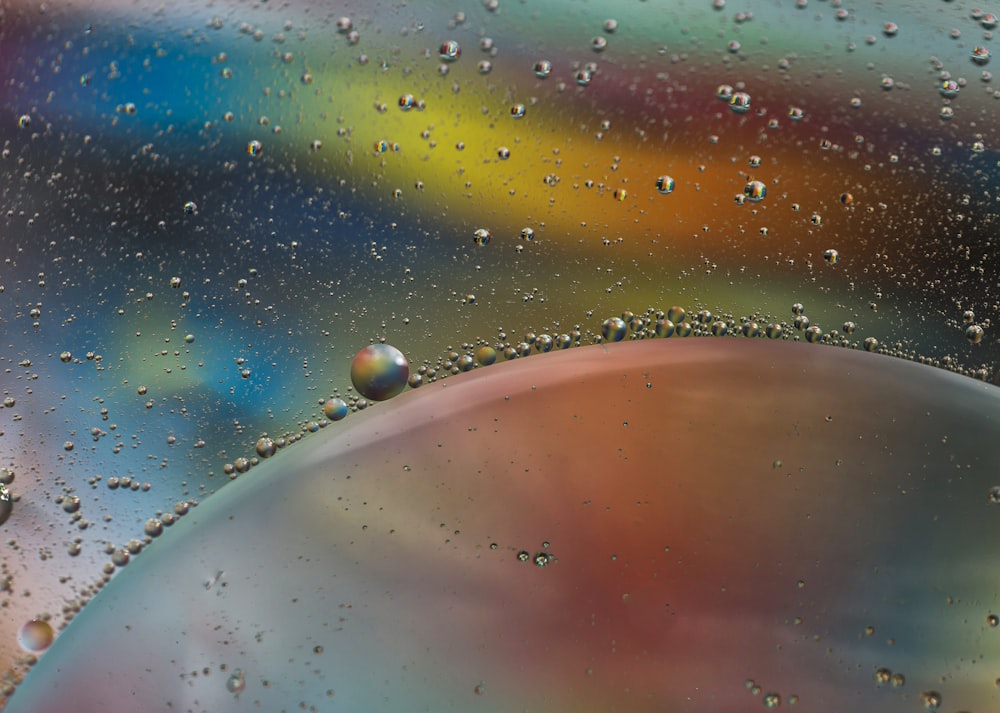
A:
350,344,409,401
17,620,53,653
323,397,349,421
601,317,627,342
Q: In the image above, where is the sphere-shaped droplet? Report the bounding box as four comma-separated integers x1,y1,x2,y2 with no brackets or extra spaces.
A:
439,40,461,61
602,317,627,342
744,180,767,202
323,397,349,421
350,345,409,401
18,619,54,653
655,175,675,194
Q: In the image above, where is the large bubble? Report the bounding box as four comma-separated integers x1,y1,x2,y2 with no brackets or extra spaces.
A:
7,340,1000,712
2,0,1000,710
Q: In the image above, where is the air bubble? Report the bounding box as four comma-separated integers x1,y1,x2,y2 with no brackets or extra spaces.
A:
439,41,461,61
655,175,675,194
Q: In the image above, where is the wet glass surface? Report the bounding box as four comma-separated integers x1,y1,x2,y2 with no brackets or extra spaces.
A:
1,0,1000,710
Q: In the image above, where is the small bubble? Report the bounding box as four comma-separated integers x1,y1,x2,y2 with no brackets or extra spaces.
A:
439,40,461,61
510,103,526,118
920,690,941,711
743,180,767,202
762,692,781,709
255,437,276,458
655,175,675,194
226,669,246,696
0,484,12,527
533,60,552,78
18,619,54,652
602,317,627,342
729,91,751,113
144,518,163,537
874,667,892,685
246,140,262,156
473,228,492,246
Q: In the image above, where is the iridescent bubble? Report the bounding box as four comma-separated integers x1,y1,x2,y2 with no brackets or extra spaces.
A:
940,80,960,98
510,103,526,118
350,344,409,401
591,37,607,52
323,397,349,421
601,317,627,342
716,84,734,101
729,92,751,113
655,175,675,194
971,46,991,65
439,40,461,61
18,619,54,653
246,140,262,156
473,228,492,246
823,249,840,264
475,346,497,366
533,60,552,78
743,180,767,202
398,94,415,110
